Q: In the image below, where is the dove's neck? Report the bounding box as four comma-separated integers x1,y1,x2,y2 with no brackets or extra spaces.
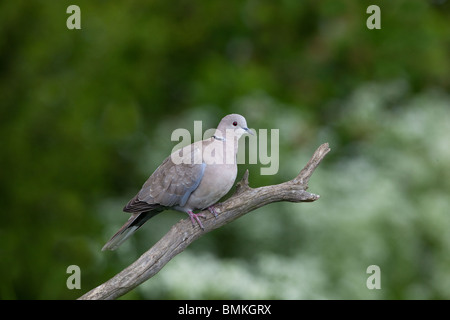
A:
213,127,244,142
212,135,226,142
211,129,240,164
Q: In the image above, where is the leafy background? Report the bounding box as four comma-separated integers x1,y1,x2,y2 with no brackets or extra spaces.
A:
1,0,449,299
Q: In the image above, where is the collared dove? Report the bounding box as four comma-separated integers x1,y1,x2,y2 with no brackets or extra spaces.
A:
102,114,252,251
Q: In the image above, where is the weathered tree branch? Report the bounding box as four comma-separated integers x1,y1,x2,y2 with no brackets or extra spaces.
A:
78,143,330,300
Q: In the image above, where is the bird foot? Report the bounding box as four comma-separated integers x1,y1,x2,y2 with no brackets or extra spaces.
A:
207,205,219,218
187,211,206,230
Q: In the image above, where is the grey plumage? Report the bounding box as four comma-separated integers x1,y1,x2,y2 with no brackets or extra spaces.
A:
102,114,251,251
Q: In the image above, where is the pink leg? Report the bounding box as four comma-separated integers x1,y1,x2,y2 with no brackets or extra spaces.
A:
187,210,206,230
207,205,219,218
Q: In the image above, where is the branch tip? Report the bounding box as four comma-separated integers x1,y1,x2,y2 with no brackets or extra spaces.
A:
296,142,330,184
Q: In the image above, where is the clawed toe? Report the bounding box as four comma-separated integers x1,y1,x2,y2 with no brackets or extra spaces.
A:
187,211,206,230
207,205,219,218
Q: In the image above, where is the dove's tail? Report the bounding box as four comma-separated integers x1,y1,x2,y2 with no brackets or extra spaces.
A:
102,211,160,251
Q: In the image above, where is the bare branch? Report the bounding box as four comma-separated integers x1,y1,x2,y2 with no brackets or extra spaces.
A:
78,143,331,300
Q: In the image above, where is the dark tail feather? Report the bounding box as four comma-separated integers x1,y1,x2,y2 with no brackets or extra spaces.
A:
102,211,160,251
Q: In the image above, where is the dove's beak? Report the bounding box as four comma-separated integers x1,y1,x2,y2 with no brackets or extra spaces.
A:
244,127,254,135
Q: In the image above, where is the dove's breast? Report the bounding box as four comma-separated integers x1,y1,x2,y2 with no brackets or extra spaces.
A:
183,162,237,210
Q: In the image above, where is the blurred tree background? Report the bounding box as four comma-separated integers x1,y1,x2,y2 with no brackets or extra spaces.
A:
1,0,449,299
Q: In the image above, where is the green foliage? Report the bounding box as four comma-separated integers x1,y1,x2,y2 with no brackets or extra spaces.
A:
0,0,449,299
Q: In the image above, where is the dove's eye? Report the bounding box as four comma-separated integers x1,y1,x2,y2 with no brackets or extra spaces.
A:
232,121,237,126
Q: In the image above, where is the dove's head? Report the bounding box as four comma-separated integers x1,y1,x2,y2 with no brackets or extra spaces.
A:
215,114,253,140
